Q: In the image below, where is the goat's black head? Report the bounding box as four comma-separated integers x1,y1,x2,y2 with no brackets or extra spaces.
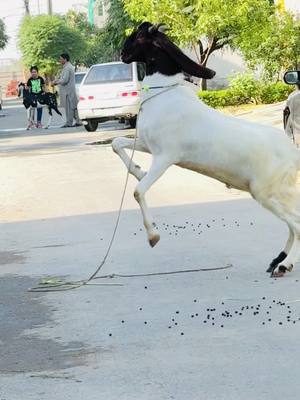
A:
121,22,216,79
17,82,26,97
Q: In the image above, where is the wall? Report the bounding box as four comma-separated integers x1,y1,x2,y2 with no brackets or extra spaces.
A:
0,59,24,97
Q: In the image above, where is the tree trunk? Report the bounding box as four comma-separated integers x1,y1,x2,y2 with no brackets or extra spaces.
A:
200,58,208,91
201,77,207,91
24,0,30,15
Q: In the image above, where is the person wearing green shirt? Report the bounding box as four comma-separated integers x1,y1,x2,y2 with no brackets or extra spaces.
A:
26,66,45,128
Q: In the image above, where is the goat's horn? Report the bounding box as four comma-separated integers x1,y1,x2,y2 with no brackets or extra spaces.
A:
148,24,157,33
148,23,169,33
157,23,169,33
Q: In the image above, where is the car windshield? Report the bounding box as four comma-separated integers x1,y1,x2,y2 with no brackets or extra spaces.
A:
84,64,132,85
75,73,86,85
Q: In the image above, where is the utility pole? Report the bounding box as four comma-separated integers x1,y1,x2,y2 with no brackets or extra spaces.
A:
23,0,30,15
47,0,53,15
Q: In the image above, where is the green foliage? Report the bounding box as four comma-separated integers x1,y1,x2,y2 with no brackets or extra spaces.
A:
123,0,274,65
64,10,94,35
260,82,294,104
237,11,300,80
64,10,104,66
198,74,294,108
104,0,135,53
229,73,261,104
19,15,85,78
0,18,8,50
198,89,235,108
123,0,300,82
64,2,134,66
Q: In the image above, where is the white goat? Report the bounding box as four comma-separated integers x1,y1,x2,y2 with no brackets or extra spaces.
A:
112,22,300,277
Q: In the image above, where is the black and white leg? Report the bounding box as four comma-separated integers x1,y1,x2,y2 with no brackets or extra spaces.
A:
266,227,293,273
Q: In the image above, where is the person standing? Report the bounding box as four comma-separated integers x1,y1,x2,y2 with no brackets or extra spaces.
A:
26,66,45,128
52,53,81,128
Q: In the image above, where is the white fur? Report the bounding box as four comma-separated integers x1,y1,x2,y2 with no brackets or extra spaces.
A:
112,73,300,273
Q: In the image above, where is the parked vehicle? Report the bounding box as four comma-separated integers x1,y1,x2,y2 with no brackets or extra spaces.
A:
283,70,300,144
0,85,2,110
78,61,145,132
75,71,86,99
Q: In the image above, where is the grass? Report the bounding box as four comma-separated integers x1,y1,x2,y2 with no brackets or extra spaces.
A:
218,103,267,115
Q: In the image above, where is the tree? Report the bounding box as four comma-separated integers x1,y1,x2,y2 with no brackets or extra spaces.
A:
19,15,85,78
64,10,102,66
103,0,135,55
0,18,8,50
123,0,275,88
64,2,135,66
237,11,300,80
64,10,95,36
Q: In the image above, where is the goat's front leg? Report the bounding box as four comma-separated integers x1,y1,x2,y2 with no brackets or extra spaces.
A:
134,157,171,247
45,107,52,129
112,137,148,181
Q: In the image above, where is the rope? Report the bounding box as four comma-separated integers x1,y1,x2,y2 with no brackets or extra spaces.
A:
91,264,233,279
29,265,233,292
28,127,138,292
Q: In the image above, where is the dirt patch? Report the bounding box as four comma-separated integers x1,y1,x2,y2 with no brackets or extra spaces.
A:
87,134,136,146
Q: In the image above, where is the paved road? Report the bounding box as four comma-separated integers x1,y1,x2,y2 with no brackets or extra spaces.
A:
1,98,300,400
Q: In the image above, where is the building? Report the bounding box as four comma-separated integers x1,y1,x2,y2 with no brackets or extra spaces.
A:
285,0,300,13
88,0,109,28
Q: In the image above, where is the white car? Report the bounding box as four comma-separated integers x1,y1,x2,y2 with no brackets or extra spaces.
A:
78,61,145,132
0,85,2,110
75,71,86,99
283,70,300,143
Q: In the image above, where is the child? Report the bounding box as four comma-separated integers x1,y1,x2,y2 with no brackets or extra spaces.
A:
26,66,45,128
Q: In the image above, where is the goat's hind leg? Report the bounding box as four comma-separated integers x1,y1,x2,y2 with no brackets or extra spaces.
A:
27,108,35,130
258,194,300,277
134,157,171,247
272,213,300,277
44,107,52,129
266,227,293,273
112,137,148,181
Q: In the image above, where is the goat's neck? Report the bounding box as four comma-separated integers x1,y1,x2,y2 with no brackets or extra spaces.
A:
143,72,184,88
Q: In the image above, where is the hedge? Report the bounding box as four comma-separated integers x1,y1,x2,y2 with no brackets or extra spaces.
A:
198,76,294,108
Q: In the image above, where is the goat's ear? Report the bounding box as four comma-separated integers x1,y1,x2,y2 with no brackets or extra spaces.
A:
157,35,216,79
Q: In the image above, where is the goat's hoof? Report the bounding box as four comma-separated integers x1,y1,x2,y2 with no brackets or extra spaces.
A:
266,264,276,274
266,251,287,273
270,264,293,278
149,234,160,248
287,264,294,272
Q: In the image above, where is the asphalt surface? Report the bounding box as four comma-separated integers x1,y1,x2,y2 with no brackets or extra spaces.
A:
1,97,300,400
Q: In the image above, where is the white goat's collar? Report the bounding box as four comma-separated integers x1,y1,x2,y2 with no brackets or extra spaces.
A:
140,83,179,107
142,83,178,92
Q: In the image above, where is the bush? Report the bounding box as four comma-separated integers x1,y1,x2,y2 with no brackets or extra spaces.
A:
229,73,261,104
198,89,234,108
198,74,294,108
260,82,293,104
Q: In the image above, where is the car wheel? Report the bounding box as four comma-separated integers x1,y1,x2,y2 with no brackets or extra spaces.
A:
84,120,98,132
128,117,137,128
